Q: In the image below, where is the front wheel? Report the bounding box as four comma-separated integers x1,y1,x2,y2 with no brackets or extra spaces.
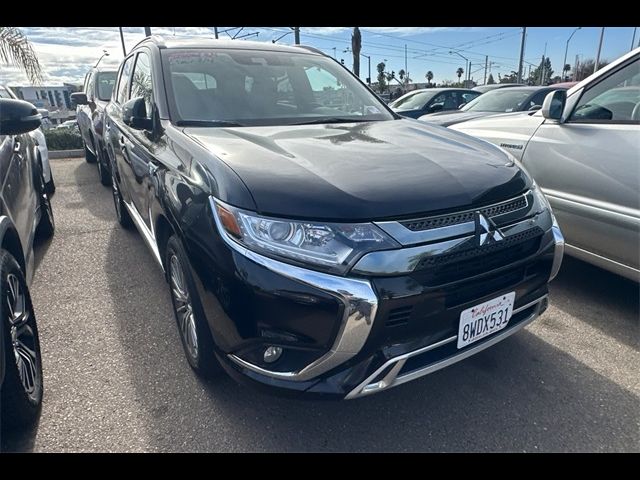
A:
0,249,44,430
110,160,133,230
166,235,221,378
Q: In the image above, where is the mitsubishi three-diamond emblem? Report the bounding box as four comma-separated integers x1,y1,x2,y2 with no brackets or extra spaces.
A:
476,213,504,246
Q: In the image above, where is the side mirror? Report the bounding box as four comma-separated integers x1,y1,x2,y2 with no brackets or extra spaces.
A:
0,99,41,135
541,90,566,120
123,96,152,130
71,92,89,106
458,103,467,110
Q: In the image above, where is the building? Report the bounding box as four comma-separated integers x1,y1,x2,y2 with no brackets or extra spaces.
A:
10,85,77,125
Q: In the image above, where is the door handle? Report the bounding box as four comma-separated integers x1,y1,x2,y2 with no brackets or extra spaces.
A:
13,141,21,153
148,162,159,175
118,136,126,147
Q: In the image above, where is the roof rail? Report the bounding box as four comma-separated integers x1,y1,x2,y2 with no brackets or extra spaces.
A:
296,45,326,56
129,34,166,53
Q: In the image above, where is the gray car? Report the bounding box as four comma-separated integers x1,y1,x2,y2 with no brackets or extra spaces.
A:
452,48,640,281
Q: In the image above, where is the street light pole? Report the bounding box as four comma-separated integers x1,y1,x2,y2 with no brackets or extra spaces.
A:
563,27,582,80
595,27,605,73
94,50,109,68
214,27,219,39
517,27,527,83
119,27,126,56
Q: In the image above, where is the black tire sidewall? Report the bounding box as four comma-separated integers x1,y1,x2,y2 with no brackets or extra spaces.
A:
0,250,43,429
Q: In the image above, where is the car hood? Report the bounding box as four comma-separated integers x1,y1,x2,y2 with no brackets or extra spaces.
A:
418,110,498,127
184,119,530,221
450,112,546,161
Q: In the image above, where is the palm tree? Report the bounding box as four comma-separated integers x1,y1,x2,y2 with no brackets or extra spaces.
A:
426,71,433,86
398,69,405,84
456,67,464,85
0,27,43,84
351,27,361,78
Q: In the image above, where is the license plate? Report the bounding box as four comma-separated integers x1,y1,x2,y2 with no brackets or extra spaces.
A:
457,292,516,349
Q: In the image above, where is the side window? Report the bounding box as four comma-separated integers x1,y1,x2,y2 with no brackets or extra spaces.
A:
116,55,135,104
130,51,154,118
529,90,549,110
462,92,480,104
570,59,640,123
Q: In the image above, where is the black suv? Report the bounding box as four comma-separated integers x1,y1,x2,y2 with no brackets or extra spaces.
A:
0,98,55,429
71,67,117,186
104,37,564,399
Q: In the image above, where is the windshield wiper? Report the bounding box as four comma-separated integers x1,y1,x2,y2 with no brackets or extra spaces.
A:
175,119,245,127
290,117,370,126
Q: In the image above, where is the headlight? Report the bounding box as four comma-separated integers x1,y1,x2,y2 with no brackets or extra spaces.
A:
211,198,400,275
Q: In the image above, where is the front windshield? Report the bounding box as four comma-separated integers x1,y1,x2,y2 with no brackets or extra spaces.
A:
96,72,116,101
162,48,394,126
462,89,532,113
389,91,436,110
0,86,15,99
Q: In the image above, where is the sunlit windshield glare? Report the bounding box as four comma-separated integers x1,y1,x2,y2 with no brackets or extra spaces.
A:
462,89,532,112
390,91,435,110
163,49,394,126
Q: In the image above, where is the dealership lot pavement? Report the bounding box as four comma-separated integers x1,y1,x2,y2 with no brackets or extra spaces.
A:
2,157,638,452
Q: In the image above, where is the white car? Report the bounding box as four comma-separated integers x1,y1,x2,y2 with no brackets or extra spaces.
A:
451,47,640,281
0,85,55,194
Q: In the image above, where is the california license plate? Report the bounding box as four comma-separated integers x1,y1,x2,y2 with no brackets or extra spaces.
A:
457,292,516,349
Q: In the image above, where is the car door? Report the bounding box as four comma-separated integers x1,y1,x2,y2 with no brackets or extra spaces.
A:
0,133,36,259
107,54,136,205
522,56,640,276
122,49,157,230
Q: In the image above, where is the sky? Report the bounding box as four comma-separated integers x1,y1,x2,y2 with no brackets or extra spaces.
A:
1,26,638,86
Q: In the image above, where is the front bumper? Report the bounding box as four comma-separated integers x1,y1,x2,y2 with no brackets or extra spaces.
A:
188,197,564,399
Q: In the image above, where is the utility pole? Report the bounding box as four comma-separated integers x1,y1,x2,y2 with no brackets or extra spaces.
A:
517,27,527,83
484,55,488,85
144,27,152,37
119,27,127,56
540,42,547,85
528,64,532,83
293,27,300,45
595,27,605,73
332,47,336,59
468,62,472,83
574,54,580,82
404,44,408,78
632,27,637,51
214,27,219,39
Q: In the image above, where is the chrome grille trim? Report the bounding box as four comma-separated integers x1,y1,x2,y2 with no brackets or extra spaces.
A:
376,191,530,247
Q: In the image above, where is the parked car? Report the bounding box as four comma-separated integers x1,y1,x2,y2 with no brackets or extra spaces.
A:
55,120,77,130
104,37,563,399
0,98,55,431
71,67,117,186
451,48,639,281
389,88,482,119
420,86,568,127
473,83,526,93
0,85,55,194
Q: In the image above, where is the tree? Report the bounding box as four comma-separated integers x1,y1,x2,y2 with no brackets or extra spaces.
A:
456,67,464,84
563,63,572,80
426,71,433,86
529,57,554,85
398,69,405,84
574,58,609,82
0,27,43,84
500,71,519,83
351,27,361,78
376,62,387,93
487,73,495,85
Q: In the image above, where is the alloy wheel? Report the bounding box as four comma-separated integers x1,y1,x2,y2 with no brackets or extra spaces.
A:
6,273,40,400
169,254,199,360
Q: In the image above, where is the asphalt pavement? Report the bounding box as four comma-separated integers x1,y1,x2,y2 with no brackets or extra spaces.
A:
2,157,638,452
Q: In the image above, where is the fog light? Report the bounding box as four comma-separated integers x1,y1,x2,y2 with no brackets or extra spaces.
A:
263,346,283,363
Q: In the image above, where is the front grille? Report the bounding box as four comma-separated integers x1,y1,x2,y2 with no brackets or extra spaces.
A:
401,194,528,232
414,227,544,284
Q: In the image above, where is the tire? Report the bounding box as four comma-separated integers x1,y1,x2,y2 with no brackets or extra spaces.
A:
0,249,43,430
110,160,133,230
96,146,111,187
45,173,55,196
84,141,96,164
166,235,221,378
35,158,55,240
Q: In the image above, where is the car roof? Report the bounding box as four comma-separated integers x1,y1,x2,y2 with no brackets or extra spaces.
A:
136,36,320,56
